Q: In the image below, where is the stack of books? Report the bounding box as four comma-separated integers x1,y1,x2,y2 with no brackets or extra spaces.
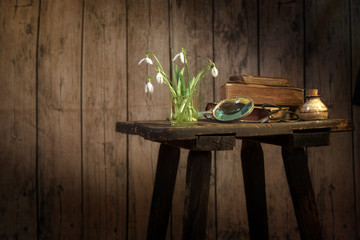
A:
219,75,304,121
220,75,304,107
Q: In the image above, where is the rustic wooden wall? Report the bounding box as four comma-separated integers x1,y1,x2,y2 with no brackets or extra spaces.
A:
0,0,359,239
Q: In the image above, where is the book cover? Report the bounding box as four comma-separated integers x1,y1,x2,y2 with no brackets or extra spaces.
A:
221,83,304,107
229,75,290,87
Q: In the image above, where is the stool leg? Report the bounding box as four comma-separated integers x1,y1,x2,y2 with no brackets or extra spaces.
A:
241,140,269,240
282,146,323,240
182,150,212,240
147,143,180,240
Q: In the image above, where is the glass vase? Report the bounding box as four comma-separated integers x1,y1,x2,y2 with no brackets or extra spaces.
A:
169,90,199,126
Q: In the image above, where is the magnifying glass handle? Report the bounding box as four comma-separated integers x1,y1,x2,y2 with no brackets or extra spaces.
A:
198,110,213,119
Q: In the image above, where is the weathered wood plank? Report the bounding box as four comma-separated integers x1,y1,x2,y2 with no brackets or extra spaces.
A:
82,0,127,239
116,119,353,141
351,0,360,236
37,0,83,238
214,1,258,238
243,132,330,147
0,1,38,239
147,144,180,240
159,135,236,151
0,2,358,240
169,1,215,238
282,146,323,240
127,0,170,239
305,0,355,239
241,141,269,240
182,150,212,240
259,0,304,238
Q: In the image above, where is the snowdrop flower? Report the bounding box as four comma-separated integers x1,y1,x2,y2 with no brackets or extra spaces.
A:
145,81,154,93
156,72,164,84
173,52,185,63
138,57,153,65
211,66,218,77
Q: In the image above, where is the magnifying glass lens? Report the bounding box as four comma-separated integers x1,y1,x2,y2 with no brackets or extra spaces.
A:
214,97,254,121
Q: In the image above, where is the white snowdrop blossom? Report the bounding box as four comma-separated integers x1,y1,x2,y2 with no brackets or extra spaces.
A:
173,52,185,63
211,66,218,77
156,72,164,84
138,57,153,65
139,48,218,123
145,81,154,93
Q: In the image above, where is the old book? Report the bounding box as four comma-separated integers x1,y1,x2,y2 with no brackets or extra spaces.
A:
229,75,290,87
220,83,304,106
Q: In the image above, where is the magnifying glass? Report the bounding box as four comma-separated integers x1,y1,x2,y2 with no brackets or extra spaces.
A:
200,96,255,121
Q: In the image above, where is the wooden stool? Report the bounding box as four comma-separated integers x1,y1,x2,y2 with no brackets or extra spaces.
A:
116,119,353,240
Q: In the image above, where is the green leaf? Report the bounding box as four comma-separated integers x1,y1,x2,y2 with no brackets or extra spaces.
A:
179,68,185,94
180,73,186,95
177,75,182,95
172,62,177,89
175,65,180,83
189,76,196,89
190,68,205,89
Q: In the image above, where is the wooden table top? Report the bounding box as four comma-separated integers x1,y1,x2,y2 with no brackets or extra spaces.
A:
116,119,353,142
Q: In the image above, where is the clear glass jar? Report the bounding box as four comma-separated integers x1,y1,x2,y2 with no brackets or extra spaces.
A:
169,90,199,126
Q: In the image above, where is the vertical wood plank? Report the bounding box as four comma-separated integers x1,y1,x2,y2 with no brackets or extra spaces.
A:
259,0,304,239
182,150,212,240
37,0,83,238
170,0,214,111
0,1,39,239
241,141,269,240
214,1,258,239
351,0,360,237
169,1,215,239
147,144,180,240
82,0,127,239
305,0,355,239
127,0,170,239
282,146,323,240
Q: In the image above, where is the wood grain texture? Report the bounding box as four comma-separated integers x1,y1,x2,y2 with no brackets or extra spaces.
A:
246,132,330,147
0,1,38,239
169,1,215,238
241,141,269,240
147,144,180,240
37,0,83,238
0,1,358,239
157,135,236,151
213,2,258,237
282,146,323,240
351,0,360,237
305,0,356,239
82,0,127,239
259,0,304,238
127,0,170,239
182,150,212,240
116,119,353,140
